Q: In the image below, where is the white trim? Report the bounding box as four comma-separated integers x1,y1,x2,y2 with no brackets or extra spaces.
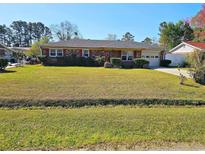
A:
82,49,90,57
49,48,64,57
121,51,133,61
169,42,202,53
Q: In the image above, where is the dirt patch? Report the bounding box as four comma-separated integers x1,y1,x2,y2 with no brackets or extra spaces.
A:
76,142,205,151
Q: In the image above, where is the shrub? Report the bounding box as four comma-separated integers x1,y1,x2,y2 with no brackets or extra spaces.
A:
134,58,149,68
186,51,205,85
160,59,171,67
38,56,99,67
121,61,134,69
104,62,113,68
38,55,47,64
193,66,205,85
95,56,105,66
111,58,121,67
0,59,8,70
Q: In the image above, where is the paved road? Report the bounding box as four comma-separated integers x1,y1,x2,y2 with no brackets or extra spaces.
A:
153,67,192,78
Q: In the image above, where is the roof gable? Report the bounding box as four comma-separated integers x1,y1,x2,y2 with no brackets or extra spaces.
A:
169,42,203,53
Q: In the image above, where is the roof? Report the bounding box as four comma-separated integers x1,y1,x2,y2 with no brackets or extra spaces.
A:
9,47,31,52
0,43,16,52
185,41,205,49
0,44,6,48
40,39,161,50
169,41,205,53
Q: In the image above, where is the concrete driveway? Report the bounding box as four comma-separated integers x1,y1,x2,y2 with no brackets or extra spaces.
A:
153,67,192,78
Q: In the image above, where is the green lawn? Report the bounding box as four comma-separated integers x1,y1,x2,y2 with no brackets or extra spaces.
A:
1,66,205,150
1,106,205,150
0,65,204,100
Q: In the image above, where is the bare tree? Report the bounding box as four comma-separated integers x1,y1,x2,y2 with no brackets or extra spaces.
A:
51,21,81,41
106,33,117,40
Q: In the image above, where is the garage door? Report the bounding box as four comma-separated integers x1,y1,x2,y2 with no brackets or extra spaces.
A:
142,55,160,67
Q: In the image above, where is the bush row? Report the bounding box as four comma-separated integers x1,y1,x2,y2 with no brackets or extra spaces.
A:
0,98,204,108
110,58,149,69
38,55,105,67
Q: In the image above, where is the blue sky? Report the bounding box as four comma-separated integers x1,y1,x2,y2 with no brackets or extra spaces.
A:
0,3,202,41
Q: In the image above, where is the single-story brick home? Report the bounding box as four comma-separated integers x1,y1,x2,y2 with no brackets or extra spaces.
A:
165,41,205,66
0,43,16,62
40,39,164,67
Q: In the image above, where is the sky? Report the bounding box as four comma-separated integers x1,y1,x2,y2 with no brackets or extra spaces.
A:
0,3,203,42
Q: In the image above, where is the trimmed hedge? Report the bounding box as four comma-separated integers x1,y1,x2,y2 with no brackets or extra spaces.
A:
160,59,172,67
111,58,121,67
121,61,135,69
38,56,99,67
0,98,204,108
134,58,149,68
0,59,8,70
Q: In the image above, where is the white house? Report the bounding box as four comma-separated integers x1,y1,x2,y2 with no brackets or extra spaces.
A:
165,41,205,66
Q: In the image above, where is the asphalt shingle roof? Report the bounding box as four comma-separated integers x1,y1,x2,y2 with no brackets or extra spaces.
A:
185,41,205,49
41,39,160,50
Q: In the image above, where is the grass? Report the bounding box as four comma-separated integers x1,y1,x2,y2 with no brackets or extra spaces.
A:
1,106,205,150
0,65,205,101
1,66,205,150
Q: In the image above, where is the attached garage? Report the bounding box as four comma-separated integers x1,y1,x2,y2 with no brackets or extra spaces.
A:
141,50,160,67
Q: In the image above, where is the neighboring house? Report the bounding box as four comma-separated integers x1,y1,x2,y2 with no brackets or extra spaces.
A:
40,39,164,67
0,44,16,62
9,47,31,55
165,41,205,66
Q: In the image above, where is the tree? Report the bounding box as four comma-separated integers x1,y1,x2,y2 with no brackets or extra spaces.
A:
121,32,135,41
191,4,205,42
6,21,52,47
191,4,205,28
142,37,152,44
28,36,49,56
10,20,28,47
106,33,117,40
159,20,194,50
0,25,7,44
51,21,80,41
32,22,52,42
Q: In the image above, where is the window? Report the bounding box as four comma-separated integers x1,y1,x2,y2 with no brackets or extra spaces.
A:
121,55,127,61
83,49,89,57
141,55,145,58
121,51,133,61
57,49,63,57
146,56,150,58
151,56,154,58
155,56,159,58
49,49,56,57
128,55,133,60
49,49,63,57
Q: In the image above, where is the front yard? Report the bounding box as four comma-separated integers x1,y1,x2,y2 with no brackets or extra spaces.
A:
0,65,205,101
1,106,205,150
1,65,205,150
